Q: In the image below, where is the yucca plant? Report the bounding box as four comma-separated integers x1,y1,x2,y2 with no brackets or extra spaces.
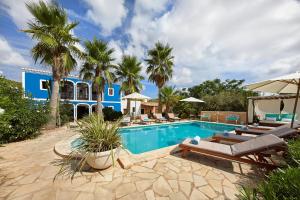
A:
77,114,122,153
54,114,122,180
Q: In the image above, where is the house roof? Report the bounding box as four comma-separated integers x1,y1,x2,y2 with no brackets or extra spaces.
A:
141,102,159,107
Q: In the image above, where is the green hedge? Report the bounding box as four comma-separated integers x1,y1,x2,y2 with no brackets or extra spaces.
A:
0,76,49,143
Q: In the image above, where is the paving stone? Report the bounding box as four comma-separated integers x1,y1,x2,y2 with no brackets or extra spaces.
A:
156,197,170,200
73,182,96,193
8,180,50,198
31,188,56,200
119,192,146,200
178,172,193,182
168,180,179,192
206,171,223,180
223,186,237,199
190,189,209,200
165,163,180,173
102,176,123,190
194,168,209,177
145,190,155,200
142,160,157,169
135,179,155,192
198,185,218,199
75,192,94,200
133,172,160,179
94,188,114,200
16,171,42,185
214,196,225,200
164,170,178,180
153,176,173,196
55,189,79,200
193,174,208,187
115,183,136,198
179,181,191,197
131,165,155,173
208,179,223,193
169,192,188,200
222,178,236,189
222,171,238,183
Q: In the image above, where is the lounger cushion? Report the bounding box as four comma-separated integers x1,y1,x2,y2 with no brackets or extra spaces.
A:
182,139,233,156
231,134,284,156
214,133,253,142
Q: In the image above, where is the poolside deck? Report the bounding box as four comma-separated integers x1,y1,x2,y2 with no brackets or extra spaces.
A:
0,127,262,200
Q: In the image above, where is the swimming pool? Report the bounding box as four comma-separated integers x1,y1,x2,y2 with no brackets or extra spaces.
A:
120,121,239,154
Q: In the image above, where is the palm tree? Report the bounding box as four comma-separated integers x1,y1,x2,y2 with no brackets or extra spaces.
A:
160,86,180,113
23,1,82,128
115,55,144,114
80,38,115,116
115,55,144,95
145,42,174,112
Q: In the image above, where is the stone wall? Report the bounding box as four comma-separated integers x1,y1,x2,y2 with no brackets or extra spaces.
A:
200,111,247,125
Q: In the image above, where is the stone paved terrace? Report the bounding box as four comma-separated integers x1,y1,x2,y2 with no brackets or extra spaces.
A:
0,127,263,200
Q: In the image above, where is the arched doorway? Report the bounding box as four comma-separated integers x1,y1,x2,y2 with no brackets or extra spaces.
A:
77,82,89,100
92,104,97,113
77,104,90,119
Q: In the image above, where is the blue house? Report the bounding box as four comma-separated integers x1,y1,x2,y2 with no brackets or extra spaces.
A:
22,68,122,120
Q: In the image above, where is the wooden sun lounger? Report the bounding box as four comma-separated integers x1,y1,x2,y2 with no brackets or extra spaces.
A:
167,113,181,121
235,125,298,136
140,114,155,124
179,134,286,169
154,113,167,122
214,126,298,143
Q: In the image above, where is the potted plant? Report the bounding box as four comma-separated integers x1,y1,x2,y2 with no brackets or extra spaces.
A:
76,114,122,169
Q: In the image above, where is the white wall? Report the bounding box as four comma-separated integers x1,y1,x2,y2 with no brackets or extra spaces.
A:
121,99,142,116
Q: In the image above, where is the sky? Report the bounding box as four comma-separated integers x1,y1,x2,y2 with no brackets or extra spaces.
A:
1,0,300,98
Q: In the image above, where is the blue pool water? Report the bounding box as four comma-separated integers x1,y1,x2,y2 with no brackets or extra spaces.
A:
120,122,239,154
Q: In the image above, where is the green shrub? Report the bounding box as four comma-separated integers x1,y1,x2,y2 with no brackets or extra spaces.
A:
259,167,300,200
59,102,74,125
285,139,300,167
0,76,49,143
237,168,300,200
102,107,123,121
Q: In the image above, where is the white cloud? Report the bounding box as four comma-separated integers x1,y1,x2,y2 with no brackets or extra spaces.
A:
108,40,123,64
0,36,30,66
0,0,50,29
125,0,300,86
83,0,127,34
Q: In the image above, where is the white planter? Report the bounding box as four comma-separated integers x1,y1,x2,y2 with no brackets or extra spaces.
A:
86,147,121,169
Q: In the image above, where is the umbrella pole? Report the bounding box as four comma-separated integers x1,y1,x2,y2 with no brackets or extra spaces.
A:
291,79,300,128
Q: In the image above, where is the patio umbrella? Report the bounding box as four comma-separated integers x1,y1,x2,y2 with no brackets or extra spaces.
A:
180,97,205,118
246,71,300,128
180,97,205,103
122,92,150,118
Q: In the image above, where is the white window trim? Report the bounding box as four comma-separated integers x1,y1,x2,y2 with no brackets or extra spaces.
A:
108,106,114,109
40,79,48,91
108,88,114,96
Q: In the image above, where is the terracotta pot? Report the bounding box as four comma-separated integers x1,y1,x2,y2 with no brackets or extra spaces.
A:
86,147,120,169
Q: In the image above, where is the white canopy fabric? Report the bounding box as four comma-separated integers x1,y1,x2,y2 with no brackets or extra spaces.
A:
246,71,300,127
246,71,300,93
180,97,205,103
122,92,150,100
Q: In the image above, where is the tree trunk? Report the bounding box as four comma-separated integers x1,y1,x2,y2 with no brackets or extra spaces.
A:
48,76,60,128
97,89,103,117
158,87,162,113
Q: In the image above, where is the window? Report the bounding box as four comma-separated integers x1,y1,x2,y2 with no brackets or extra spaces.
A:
40,80,48,90
108,88,114,96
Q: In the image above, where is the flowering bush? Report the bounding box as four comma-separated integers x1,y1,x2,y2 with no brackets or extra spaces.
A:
0,76,49,143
